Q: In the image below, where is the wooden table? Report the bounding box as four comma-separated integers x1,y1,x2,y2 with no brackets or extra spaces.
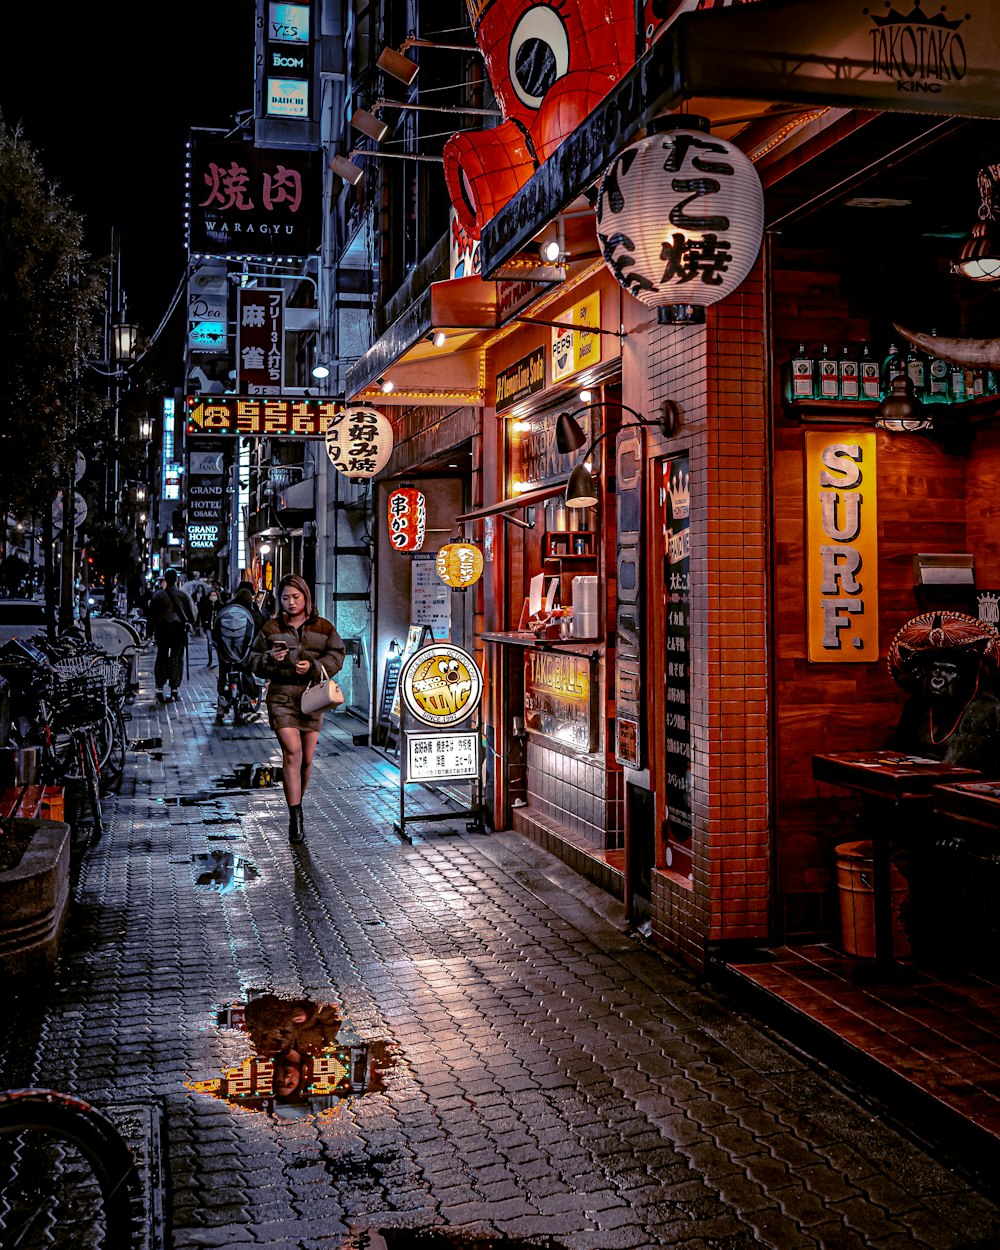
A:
932,780,1000,830
812,751,982,977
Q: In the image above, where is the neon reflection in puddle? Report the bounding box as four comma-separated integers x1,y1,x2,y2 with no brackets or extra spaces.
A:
188,991,398,1120
192,851,260,893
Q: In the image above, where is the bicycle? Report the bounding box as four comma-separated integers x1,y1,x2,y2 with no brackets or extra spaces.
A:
0,1087,142,1248
42,668,105,838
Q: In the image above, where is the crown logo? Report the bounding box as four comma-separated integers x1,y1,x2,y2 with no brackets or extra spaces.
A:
868,2,966,30
668,469,690,519
979,591,1000,627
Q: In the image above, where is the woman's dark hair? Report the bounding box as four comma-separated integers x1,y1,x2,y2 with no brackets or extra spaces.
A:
275,574,318,627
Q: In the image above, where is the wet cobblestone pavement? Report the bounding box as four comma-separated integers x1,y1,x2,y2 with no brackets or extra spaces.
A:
3,655,1000,1249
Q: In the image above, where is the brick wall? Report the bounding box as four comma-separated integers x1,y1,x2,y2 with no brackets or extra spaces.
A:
630,260,771,970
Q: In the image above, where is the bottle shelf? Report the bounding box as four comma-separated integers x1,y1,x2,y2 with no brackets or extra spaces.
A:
784,394,1000,426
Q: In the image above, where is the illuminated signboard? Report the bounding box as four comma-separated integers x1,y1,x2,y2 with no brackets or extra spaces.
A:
269,2,310,41
187,138,320,260
524,650,596,752
185,395,342,437
267,78,309,118
400,644,483,728
189,320,227,351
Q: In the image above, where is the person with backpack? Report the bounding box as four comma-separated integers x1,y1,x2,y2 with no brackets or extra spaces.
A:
213,585,261,724
146,569,196,703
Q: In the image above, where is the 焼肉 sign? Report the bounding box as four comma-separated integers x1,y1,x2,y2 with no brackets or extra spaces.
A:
806,432,879,662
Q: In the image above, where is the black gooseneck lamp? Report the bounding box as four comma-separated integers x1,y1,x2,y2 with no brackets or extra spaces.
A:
557,400,681,509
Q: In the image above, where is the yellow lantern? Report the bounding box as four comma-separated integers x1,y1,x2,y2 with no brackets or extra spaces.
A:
436,541,484,589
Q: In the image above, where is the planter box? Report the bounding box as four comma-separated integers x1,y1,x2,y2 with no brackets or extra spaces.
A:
0,818,70,978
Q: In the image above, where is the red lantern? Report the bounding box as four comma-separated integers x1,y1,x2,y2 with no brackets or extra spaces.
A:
387,487,427,553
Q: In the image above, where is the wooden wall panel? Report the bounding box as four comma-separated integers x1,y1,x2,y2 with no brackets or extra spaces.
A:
772,255,980,939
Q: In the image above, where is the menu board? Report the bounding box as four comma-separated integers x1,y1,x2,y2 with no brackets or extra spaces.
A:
405,732,479,782
663,452,692,879
411,552,451,640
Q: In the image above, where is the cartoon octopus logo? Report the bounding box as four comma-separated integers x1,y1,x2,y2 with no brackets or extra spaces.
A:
401,645,484,727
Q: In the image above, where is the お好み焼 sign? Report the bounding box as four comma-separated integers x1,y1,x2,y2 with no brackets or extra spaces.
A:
806,432,878,662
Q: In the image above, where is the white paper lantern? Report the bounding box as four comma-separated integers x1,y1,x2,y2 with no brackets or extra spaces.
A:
596,118,764,324
324,406,394,480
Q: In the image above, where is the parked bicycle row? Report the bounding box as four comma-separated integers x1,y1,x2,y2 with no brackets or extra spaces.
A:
0,622,140,839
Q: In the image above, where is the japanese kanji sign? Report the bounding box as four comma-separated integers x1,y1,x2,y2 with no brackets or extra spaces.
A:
237,288,284,394
185,395,342,437
187,137,320,259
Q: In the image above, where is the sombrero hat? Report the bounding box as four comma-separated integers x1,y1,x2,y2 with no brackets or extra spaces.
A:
887,611,1000,689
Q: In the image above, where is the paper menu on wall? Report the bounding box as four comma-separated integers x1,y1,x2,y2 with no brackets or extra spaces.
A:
411,552,451,640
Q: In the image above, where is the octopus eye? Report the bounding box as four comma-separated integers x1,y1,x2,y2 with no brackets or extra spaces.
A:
508,5,570,111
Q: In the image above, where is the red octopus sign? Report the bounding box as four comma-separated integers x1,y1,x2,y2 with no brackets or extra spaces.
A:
444,0,753,237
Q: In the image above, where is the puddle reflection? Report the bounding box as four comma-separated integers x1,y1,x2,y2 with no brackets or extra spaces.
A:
188,991,398,1120
192,851,260,893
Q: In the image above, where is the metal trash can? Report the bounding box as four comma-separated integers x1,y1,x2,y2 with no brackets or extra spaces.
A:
835,840,911,959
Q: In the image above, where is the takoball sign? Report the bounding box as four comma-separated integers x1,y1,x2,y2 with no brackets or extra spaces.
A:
869,5,967,93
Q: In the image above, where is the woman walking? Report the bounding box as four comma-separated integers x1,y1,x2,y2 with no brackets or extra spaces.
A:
250,575,345,844
199,587,223,667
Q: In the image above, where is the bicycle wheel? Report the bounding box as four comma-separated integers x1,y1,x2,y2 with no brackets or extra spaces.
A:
100,708,127,792
0,1088,141,1249
78,732,104,838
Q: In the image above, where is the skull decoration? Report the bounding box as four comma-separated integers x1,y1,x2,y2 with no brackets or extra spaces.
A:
444,0,711,237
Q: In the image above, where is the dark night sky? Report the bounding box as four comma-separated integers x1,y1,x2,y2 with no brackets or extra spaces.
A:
0,3,254,331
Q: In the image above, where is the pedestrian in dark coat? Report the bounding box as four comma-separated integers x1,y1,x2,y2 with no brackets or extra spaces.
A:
249,574,345,845
199,588,223,666
146,569,196,702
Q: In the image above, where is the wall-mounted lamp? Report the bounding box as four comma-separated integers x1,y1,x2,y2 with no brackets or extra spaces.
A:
351,108,389,143
875,375,933,432
377,36,480,86
311,360,331,380
378,376,395,394
259,542,272,556
426,330,448,348
562,400,682,509
330,153,364,186
954,165,1000,282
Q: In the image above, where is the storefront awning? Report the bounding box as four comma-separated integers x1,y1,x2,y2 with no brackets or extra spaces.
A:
346,270,569,403
481,0,1000,276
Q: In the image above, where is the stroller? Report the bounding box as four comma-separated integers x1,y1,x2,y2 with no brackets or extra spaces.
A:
213,602,265,726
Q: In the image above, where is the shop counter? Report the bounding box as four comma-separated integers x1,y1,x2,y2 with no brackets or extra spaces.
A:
812,751,982,978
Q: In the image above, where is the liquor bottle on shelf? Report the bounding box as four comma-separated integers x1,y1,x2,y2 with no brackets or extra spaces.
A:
971,368,986,398
881,341,906,396
905,341,926,398
817,344,839,399
860,343,881,401
790,342,815,399
838,345,860,399
925,329,949,402
949,359,967,403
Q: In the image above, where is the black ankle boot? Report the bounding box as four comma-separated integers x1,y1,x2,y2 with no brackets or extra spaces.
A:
288,804,304,844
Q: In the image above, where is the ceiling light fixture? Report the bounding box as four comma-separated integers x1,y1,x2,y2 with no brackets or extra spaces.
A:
433,330,447,348
875,375,933,432
954,164,1000,282
379,377,395,394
